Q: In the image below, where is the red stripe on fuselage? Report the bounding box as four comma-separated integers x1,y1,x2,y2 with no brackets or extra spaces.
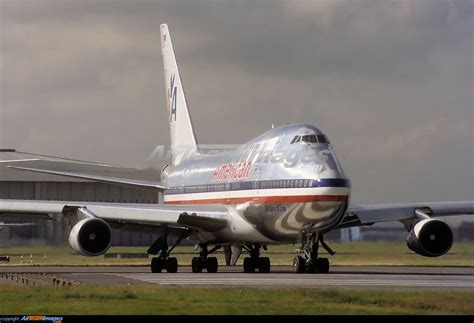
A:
164,195,349,205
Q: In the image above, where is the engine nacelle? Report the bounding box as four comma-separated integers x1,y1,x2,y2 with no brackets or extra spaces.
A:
406,218,453,257
68,217,112,256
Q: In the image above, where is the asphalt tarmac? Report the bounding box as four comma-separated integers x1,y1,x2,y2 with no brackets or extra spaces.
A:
0,265,473,290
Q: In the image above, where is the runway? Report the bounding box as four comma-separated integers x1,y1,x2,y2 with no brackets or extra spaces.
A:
111,272,473,289
1,265,473,290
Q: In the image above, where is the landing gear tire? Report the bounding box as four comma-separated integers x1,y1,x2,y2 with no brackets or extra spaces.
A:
166,257,178,273
295,233,333,274
192,244,222,273
192,257,203,273
148,229,190,273
258,257,271,273
206,257,218,273
242,244,272,273
243,257,255,273
293,256,305,273
305,261,317,273
316,257,329,273
151,257,164,273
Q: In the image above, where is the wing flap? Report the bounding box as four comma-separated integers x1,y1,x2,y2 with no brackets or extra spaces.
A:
0,200,64,219
177,212,227,232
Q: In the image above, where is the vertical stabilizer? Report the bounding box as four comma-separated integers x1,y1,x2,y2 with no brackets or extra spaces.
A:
160,24,197,165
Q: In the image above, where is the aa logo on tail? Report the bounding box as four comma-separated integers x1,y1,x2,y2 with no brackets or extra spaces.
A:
168,73,177,122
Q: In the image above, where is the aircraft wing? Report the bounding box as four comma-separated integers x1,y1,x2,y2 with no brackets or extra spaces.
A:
0,149,122,167
0,199,229,233
7,166,166,192
338,201,474,229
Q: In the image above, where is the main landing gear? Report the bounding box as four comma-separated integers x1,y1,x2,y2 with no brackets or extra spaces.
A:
148,229,190,273
242,244,271,273
147,228,223,273
293,232,335,274
191,244,221,273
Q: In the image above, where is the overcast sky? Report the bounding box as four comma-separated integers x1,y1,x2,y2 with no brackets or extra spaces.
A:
0,0,472,204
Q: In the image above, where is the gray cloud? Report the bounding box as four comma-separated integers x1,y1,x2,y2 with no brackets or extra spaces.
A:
0,0,472,203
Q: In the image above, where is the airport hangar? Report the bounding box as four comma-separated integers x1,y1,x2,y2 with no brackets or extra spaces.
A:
0,157,162,246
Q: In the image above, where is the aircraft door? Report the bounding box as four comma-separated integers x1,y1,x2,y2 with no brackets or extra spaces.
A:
252,166,262,202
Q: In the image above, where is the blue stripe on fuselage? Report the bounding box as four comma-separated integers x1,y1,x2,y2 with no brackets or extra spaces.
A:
165,178,350,195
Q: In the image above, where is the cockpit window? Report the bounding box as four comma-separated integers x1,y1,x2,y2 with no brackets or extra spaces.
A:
302,135,317,143
317,134,328,143
290,135,302,143
291,134,329,144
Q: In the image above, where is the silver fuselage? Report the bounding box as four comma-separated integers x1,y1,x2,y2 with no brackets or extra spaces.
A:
162,123,351,243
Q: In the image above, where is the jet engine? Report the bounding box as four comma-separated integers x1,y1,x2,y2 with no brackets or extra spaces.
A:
406,218,453,257
68,217,112,256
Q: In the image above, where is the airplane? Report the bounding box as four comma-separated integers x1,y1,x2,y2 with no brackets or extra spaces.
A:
0,24,472,274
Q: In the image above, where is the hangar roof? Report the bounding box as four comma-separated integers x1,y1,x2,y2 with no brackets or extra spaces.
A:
0,150,160,182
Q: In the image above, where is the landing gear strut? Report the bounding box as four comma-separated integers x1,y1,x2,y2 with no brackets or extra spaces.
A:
242,244,271,273
148,228,190,273
191,244,221,273
294,232,334,274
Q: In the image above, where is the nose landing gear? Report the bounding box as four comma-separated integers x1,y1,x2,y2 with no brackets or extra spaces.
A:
294,232,334,273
